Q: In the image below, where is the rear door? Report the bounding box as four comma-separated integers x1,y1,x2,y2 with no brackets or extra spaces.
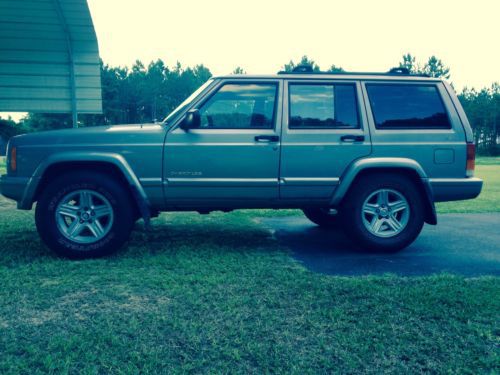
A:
279,80,371,200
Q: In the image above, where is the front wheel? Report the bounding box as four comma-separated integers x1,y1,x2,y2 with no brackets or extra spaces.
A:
342,174,425,252
35,171,135,259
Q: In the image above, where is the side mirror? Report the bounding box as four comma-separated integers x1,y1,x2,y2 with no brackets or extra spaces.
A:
180,109,201,131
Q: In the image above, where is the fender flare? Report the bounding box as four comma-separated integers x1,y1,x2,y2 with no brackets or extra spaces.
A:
330,157,437,225
21,152,151,225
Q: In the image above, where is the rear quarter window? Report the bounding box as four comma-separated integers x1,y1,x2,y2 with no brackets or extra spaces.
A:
366,84,451,129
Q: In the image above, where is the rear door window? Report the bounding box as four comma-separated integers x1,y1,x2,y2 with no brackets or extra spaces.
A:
288,83,359,129
366,84,451,129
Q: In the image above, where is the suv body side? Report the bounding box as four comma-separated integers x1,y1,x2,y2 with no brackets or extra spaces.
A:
1,75,482,215
0,72,484,258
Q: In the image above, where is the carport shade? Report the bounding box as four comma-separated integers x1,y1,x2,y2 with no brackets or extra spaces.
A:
0,0,102,119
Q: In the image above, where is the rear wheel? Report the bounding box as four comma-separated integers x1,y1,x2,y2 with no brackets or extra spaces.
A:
302,208,340,228
342,174,424,252
35,171,135,259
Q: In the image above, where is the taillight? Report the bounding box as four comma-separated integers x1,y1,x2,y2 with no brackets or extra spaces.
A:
466,142,475,177
10,146,17,173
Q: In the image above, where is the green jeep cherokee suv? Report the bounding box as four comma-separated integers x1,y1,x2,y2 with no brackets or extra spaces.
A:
0,67,483,259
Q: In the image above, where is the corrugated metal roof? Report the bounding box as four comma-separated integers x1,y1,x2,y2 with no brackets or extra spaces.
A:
0,0,102,115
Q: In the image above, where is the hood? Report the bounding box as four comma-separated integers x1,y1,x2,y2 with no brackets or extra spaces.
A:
11,123,164,147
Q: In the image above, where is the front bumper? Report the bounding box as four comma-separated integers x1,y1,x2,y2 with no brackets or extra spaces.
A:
0,174,33,209
430,177,483,202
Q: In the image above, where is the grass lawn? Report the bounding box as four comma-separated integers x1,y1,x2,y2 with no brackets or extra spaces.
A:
437,159,500,213
0,157,498,373
477,156,500,165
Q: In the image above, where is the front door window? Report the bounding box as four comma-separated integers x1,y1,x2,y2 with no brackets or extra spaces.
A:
198,83,278,129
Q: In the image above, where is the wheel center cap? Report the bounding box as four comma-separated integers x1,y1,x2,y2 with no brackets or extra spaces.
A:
81,212,90,220
379,207,389,217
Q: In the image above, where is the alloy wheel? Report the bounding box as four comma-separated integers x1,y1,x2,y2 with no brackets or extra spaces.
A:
361,188,410,238
55,189,114,244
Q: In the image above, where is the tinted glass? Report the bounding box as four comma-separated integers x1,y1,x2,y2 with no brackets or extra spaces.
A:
199,83,277,129
289,84,359,129
366,84,451,129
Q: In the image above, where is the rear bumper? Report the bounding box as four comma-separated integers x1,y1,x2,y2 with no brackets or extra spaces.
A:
0,174,33,209
429,177,483,202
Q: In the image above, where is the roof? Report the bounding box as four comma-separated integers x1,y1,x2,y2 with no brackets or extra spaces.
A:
215,74,441,82
215,66,441,82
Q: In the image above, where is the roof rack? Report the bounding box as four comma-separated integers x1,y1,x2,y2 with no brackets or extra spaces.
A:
277,65,430,77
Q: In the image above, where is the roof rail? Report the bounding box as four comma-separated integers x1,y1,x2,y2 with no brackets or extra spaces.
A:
278,65,430,77
388,67,410,75
291,65,314,73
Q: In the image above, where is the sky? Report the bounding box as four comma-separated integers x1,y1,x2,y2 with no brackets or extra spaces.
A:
88,0,499,91
2,0,499,121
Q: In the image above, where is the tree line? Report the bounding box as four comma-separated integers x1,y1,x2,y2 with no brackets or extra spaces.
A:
0,54,498,155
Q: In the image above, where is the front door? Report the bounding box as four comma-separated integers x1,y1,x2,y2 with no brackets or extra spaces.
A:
279,80,372,200
163,80,282,206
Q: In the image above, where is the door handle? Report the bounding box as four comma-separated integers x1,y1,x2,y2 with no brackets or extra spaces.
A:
255,135,279,143
341,135,365,142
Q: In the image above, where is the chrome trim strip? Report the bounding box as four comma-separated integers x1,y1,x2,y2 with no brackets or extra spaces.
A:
139,177,162,187
166,178,278,187
281,177,340,186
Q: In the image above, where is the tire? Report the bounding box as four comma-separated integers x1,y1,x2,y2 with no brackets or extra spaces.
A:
35,171,135,259
302,208,340,228
342,173,424,252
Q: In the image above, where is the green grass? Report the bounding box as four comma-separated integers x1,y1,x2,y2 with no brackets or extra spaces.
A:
477,156,500,165
0,157,498,373
437,162,500,213
0,208,499,373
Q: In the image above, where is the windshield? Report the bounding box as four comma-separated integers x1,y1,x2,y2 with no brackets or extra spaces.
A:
162,79,215,125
